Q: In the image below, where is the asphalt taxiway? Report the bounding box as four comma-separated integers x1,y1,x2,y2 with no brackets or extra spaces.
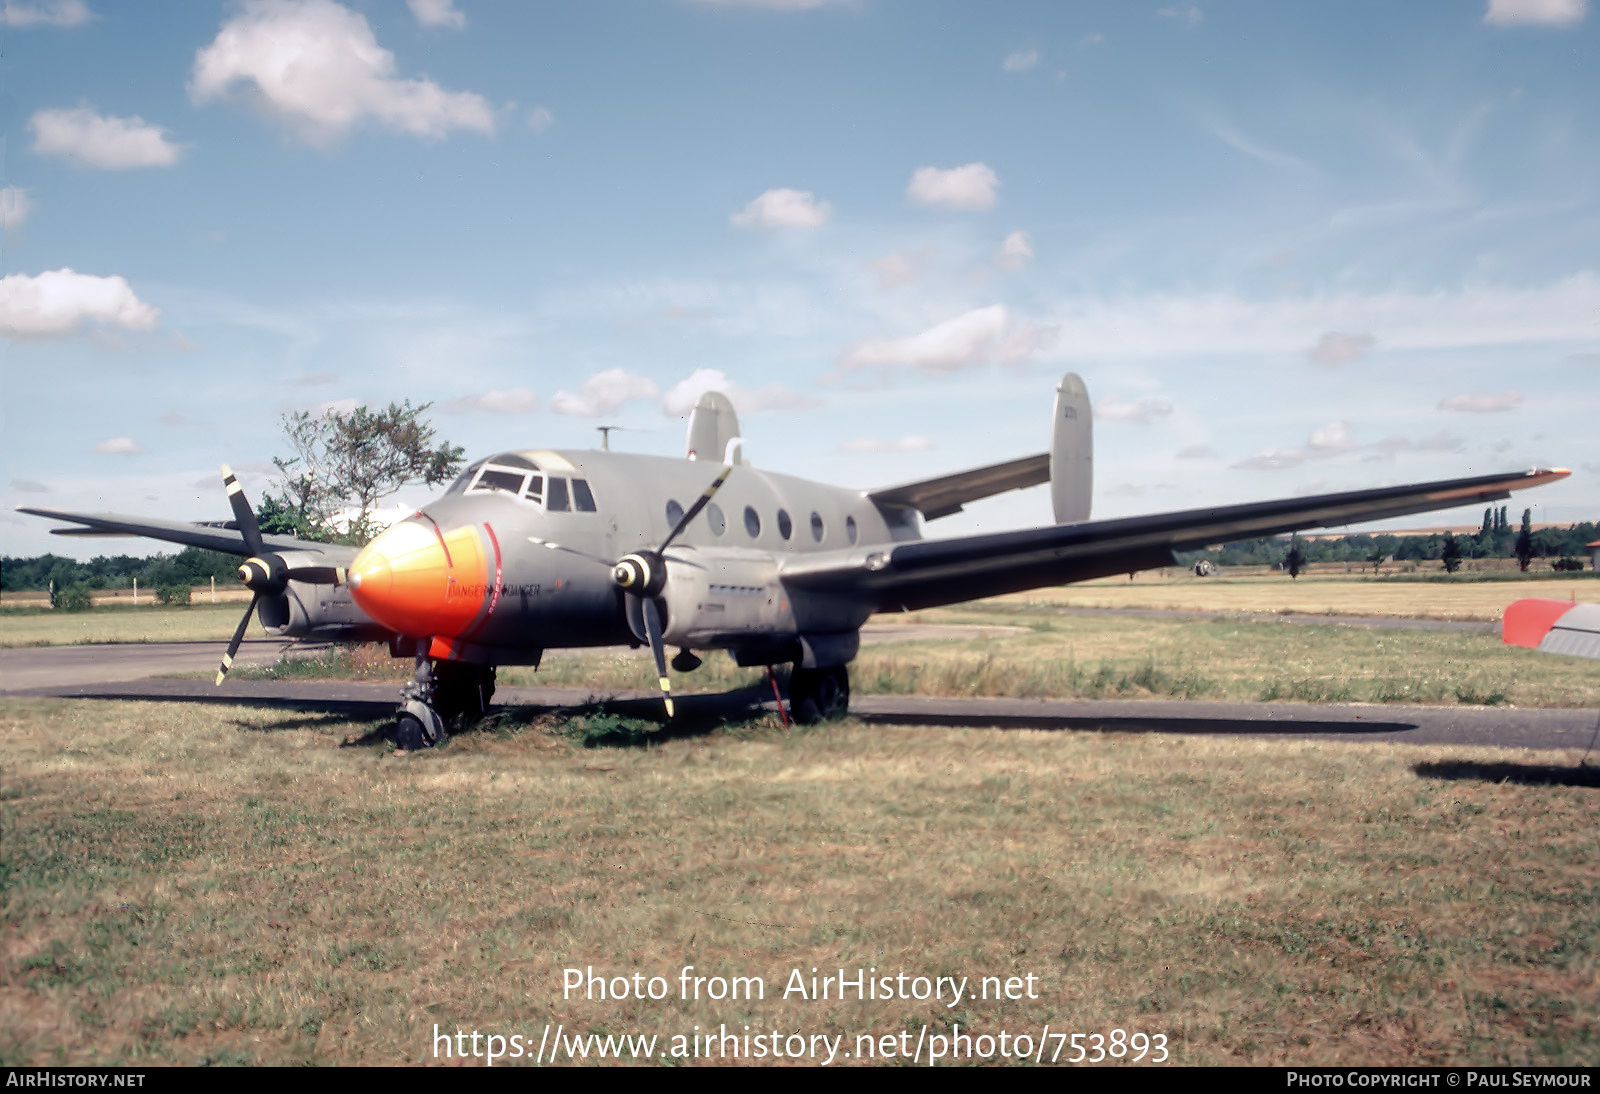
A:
3,636,1594,754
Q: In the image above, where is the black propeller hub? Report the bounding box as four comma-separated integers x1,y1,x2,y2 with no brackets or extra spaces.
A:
238,553,289,594
613,551,667,598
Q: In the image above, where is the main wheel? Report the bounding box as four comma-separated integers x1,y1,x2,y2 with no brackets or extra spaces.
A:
432,662,496,724
790,665,850,724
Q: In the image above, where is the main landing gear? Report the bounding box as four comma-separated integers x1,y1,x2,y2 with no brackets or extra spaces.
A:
394,656,497,751
788,665,850,725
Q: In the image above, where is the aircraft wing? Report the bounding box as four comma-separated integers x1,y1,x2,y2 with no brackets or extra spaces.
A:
1503,598,1600,660
14,506,358,562
867,453,1050,521
783,468,1571,612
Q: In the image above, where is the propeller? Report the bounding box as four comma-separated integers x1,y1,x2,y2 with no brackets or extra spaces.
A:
214,464,344,685
530,464,734,717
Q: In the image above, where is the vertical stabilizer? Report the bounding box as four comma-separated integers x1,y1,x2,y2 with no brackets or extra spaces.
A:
685,391,744,463
1050,373,1093,523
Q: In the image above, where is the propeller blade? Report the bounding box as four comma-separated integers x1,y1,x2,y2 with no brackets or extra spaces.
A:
642,596,673,718
660,464,733,552
527,537,615,568
283,565,345,585
216,592,260,685
221,464,264,557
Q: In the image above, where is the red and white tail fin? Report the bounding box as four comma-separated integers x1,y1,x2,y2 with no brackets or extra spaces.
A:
1503,598,1600,660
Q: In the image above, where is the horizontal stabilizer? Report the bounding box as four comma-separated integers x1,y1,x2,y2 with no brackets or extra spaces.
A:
868,453,1049,521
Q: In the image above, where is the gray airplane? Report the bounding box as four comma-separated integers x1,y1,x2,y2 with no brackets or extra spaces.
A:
21,374,1570,749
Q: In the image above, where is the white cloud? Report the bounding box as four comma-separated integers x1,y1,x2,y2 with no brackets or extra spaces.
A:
1370,431,1464,457
29,106,181,168
92,437,140,455
407,0,464,28
840,436,934,453
191,0,495,145
869,250,920,290
550,370,660,417
1484,0,1586,26
994,230,1034,271
730,188,831,230
686,0,846,8
9,478,50,492
1,0,91,27
1438,391,1525,413
528,106,555,132
1306,330,1376,365
840,305,1008,373
1002,48,1038,72
0,268,159,338
1096,395,1174,424
1176,444,1216,459
1,187,32,229
661,368,818,417
1307,420,1355,454
444,388,541,415
836,306,1058,377
1233,420,1405,470
907,163,1000,211
1232,447,1309,471
1026,275,1599,361
1157,5,1204,27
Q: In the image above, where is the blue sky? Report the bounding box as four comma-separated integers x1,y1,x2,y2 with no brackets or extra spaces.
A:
2,0,1596,559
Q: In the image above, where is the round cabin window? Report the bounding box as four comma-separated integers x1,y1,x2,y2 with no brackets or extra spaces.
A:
810,511,824,542
744,505,761,538
665,500,684,528
706,502,726,536
846,515,858,545
776,509,793,540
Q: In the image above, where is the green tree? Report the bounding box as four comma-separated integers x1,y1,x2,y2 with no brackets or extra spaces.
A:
271,401,465,544
1441,532,1463,574
1515,509,1536,572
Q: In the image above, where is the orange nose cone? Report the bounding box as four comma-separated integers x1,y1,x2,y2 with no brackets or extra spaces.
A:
349,520,489,638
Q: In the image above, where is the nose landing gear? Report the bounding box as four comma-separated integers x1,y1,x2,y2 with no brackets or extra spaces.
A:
394,655,498,751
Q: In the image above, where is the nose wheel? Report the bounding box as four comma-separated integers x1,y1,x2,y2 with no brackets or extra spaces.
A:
394,655,497,750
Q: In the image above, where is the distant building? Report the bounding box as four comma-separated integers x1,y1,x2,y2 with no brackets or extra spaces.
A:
1588,540,1600,570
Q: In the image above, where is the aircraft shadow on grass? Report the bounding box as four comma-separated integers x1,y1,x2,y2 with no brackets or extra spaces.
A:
52,683,1422,747
1413,758,1600,789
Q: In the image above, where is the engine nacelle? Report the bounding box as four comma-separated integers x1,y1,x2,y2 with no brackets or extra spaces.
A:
257,550,385,640
625,546,797,650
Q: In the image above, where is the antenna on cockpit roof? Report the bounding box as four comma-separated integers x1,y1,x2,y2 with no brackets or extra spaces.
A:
597,425,619,451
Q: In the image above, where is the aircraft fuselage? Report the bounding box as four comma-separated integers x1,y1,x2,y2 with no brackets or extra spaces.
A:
340,449,914,666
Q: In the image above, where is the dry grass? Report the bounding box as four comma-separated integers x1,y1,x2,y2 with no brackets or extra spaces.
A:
2,697,1595,1066
1015,569,1596,622
230,609,1600,709
490,610,1598,708
0,604,254,648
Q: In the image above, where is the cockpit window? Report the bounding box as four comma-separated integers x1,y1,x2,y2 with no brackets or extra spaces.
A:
572,478,597,512
522,474,545,504
448,460,484,494
546,476,570,512
467,465,530,496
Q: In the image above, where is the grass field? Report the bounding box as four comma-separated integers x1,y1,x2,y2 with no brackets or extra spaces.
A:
2,698,1595,1066
1009,568,1597,622
0,603,256,648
